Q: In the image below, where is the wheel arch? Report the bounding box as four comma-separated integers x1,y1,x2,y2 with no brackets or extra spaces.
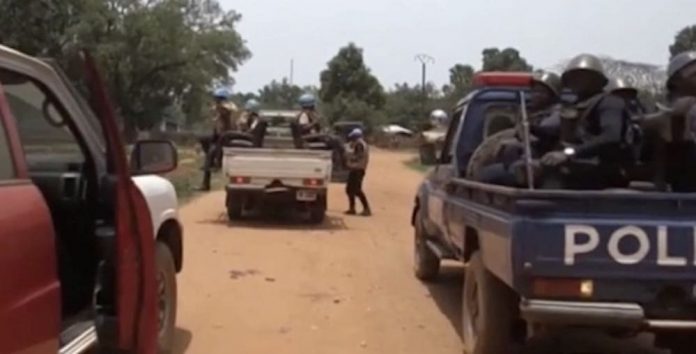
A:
156,219,183,272
463,226,480,262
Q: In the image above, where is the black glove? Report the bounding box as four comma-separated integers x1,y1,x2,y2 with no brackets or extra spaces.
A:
541,151,569,166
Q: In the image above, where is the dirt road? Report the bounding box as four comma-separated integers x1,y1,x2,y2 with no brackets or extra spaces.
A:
172,149,662,354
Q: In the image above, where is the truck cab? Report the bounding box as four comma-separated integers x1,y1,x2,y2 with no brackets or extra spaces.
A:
412,72,696,354
0,45,177,353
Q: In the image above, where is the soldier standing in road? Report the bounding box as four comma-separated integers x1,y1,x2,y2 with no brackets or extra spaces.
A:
198,88,240,191
344,128,372,216
539,54,636,189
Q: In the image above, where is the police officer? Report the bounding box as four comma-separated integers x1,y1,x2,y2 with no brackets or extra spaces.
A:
239,99,261,132
344,128,372,216
430,109,448,127
296,93,322,135
641,51,696,191
540,54,635,190
606,77,645,117
198,87,240,191
469,71,562,185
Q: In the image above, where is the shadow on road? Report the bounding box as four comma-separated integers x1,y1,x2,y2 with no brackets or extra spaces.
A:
171,327,193,354
424,262,464,339
198,212,349,231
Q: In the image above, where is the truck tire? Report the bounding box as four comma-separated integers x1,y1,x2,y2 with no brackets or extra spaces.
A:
462,251,519,354
309,196,326,224
156,242,177,353
413,209,440,281
226,192,243,220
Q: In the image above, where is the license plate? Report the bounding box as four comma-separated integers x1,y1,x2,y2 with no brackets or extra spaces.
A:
296,190,317,201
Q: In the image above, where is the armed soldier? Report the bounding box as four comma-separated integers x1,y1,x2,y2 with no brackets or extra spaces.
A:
469,71,562,185
639,51,696,191
344,128,372,216
197,88,240,191
539,54,636,189
295,93,322,135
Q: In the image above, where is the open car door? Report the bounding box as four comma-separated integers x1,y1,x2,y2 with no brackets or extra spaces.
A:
82,52,157,353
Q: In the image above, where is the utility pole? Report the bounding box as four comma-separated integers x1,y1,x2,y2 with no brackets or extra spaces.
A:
414,54,435,118
290,59,294,86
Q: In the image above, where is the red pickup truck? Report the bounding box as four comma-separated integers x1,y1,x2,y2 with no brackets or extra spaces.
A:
0,47,176,353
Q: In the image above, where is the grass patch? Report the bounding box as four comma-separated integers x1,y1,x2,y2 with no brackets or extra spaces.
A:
404,157,431,174
164,147,224,203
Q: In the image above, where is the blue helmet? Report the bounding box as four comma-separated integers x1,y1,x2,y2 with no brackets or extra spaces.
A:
348,128,363,139
298,93,316,108
213,87,231,100
245,99,260,113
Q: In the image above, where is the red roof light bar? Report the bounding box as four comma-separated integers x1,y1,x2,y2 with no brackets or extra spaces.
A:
472,72,533,88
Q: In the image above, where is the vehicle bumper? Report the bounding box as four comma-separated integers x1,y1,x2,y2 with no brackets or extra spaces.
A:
225,184,326,202
520,299,696,330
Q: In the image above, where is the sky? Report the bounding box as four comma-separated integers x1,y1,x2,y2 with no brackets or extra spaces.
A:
219,0,696,93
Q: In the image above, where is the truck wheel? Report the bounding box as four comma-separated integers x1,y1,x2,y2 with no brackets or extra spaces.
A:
226,192,243,220
156,242,177,353
413,210,440,281
309,197,326,224
462,251,520,354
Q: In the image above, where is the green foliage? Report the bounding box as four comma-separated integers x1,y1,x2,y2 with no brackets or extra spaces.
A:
482,47,533,72
384,83,447,130
0,0,250,140
257,79,303,109
322,94,386,131
670,25,696,58
319,43,386,126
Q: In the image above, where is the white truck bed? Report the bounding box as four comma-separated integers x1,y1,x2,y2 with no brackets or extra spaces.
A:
223,147,333,189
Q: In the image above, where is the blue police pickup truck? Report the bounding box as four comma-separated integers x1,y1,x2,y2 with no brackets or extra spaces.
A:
412,72,696,354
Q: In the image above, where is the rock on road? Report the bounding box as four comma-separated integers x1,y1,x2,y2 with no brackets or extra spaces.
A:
171,149,663,354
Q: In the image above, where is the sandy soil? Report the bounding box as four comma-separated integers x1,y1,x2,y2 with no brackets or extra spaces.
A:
171,149,664,354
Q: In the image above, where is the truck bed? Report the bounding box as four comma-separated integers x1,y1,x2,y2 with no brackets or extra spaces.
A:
223,147,332,185
445,178,696,299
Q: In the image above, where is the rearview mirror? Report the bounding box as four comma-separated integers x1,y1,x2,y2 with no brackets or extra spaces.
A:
130,140,178,175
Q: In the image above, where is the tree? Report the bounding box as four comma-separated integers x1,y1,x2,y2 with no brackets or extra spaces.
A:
0,0,251,139
319,43,386,127
481,47,533,72
441,63,475,108
384,83,446,130
670,25,696,58
257,79,303,109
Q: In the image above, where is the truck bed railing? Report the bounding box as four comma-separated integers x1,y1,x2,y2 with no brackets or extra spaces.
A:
449,178,696,216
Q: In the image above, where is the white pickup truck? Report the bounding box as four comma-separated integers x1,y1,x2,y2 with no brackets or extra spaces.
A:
223,147,332,223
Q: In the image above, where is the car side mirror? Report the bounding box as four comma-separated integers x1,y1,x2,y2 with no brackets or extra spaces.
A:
130,140,178,175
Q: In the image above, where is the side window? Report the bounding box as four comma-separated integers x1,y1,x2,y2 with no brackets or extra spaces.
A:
0,116,14,180
439,108,463,164
0,69,84,171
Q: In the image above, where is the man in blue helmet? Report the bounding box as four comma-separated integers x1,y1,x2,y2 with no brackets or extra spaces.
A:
239,98,261,132
344,128,371,216
296,93,322,135
198,87,240,191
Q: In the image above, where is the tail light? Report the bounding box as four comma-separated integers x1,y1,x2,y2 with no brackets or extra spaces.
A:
303,178,324,187
230,176,250,184
532,278,594,299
